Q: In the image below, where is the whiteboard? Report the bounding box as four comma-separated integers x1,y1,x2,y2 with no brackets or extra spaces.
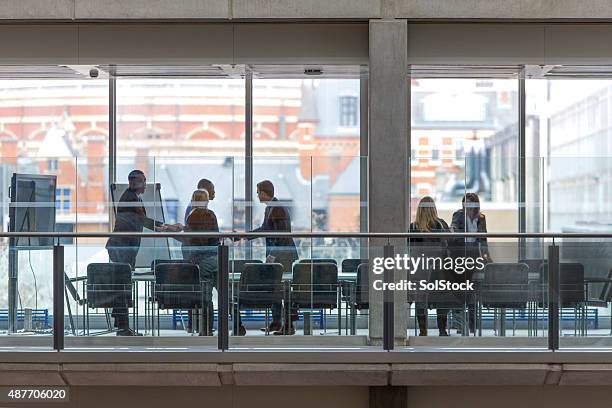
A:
9,173,57,249
110,183,171,269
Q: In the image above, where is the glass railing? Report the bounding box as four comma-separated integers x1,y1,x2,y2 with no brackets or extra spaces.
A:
0,230,610,352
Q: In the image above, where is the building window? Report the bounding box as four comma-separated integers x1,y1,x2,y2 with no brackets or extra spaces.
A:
48,159,58,171
55,188,71,213
339,95,358,127
432,148,440,161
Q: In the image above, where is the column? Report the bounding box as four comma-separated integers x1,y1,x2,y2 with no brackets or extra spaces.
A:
368,19,409,344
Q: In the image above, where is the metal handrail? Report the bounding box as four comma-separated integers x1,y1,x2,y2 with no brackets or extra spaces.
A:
1,231,612,238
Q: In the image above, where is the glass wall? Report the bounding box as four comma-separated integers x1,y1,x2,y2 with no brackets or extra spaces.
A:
252,78,363,264
0,80,108,338
410,78,519,232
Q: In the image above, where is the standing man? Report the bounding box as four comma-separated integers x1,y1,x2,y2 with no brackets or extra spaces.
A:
106,169,181,336
250,180,299,335
184,179,215,224
450,192,491,335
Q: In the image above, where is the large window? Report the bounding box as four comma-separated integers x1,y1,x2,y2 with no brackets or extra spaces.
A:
526,79,612,233
410,78,519,234
116,78,245,231
0,79,109,313
252,77,363,261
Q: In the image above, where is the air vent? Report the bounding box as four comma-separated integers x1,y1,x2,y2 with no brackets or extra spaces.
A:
98,65,243,78
410,65,522,79
251,65,366,79
0,65,85,79
545,65,612,78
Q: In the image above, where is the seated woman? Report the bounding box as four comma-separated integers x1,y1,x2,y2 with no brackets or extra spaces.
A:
177,189,219,335
409,196,451,336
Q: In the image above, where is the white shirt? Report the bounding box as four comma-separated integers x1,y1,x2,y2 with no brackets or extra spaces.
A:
466,216,478,243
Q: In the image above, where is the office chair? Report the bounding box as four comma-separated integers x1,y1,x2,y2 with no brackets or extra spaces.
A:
153,262,210,336
86,263,133,336
540,262,585,336
291,262,339,335
340,258,367,334
299,258,338,265
233,263,284,335
480,262,529,336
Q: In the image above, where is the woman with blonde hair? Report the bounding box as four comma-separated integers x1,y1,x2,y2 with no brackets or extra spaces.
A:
177,189,220,335
409,196,451,336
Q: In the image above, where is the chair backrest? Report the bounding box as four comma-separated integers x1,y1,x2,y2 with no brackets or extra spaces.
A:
292,262,338,308
299,258,338,265
481,262,529,308
86,263,132,309
154,262,203,309
237,263,284,307
151,259,190,271
342,259,367,273
560,262,585,306
540,262,585,307
355,262,369,308
230,259,263,274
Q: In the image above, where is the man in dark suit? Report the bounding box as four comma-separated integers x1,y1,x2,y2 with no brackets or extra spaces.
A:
106,169,180,336
249,180,299,335
183,178,215,224
450,192,491,335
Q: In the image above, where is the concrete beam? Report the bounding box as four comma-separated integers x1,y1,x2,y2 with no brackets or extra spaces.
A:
62,363,222,386
232,364,389,386
0,25,78,64
234,23,368,64
232,0,380,19
392,0,612,20
391,363,550,386
407,23,546,65
74,0,229,20
0,0,73,20
77,23,234,64
0,364,65,386
559,364,612,385
5,0,612,21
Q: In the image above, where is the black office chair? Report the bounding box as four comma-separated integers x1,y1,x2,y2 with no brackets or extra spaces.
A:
480,263,529,336
229,259,263,332
153,262,210,335
299,258,338,265
540,262,585,335
86,263,133,335
291,262,339,334
230,259,263,274
151,259,189,271
339,258,367,334
233,263,284,335
342,259,367,274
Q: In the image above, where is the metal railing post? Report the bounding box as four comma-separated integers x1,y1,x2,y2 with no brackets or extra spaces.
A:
53,244,65,351
217,244,229,351
383,243,394,351
548,242,560,351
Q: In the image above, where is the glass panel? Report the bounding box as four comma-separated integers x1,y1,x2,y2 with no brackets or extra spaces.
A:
228,242,380,347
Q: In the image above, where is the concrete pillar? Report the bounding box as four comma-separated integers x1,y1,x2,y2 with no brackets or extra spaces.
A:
368,19,409,344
